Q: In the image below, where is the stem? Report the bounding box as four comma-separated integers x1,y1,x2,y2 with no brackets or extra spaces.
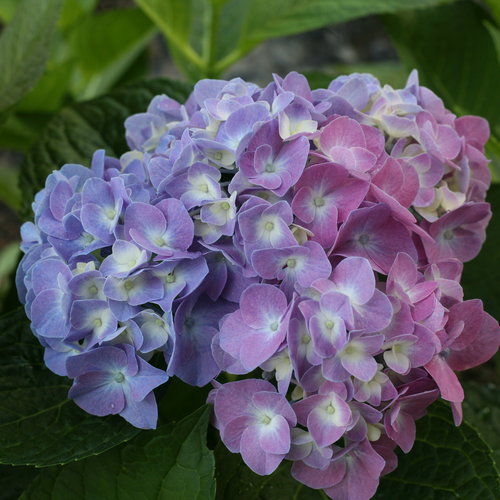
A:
202,0,221,78
138,1,204,70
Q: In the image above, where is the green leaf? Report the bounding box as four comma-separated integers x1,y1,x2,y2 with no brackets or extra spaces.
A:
214,0,456,74
0,465,38,500
2,5,157,149
19,78,192,219
0,0,63,114
0,165,21,211
375,402,500,499
20,406,216,500
0,243,21,311
58,0,98,30
484,0,500,25
15,60,73,114
486,135,500,183
134,0,206,79
462,382,500,464
135,0,453,79
158,376,211,425
461,184,500,321
383,1,500,179
68,8,158,100
0,0,17,23
216,0,456,66
215,443,325,500
0,309,140,466
0,112,52,152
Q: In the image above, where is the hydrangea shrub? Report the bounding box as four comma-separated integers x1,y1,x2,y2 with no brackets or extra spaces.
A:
17,70,500,499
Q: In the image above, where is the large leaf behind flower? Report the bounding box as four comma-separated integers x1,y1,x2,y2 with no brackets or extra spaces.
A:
214,402,499,499
19,77,192,219
462,382,500,465
20,406,215,500
375,402,500,498
0,309,140,466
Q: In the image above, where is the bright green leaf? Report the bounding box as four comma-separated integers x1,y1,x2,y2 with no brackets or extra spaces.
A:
484,0,500,25
0,0,17,22
16,60,73,113
0,243,21,310
383,1,500,179
20,406,216,500
58,0,97,30
134,0,206,79
0,243,20,279
3,4,157,145
218,0,455,53
135,0,453,79
375,402,500,499
68,8,158,100
0,165,21,211
0,309,140,466
213,0,456,74
19,78,192,219
486,135,500,183
0,0,63,114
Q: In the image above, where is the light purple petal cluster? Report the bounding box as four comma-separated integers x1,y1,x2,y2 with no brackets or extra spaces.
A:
18,70,500,498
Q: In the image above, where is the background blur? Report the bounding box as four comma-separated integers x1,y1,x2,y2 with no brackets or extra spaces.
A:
0,0,498,445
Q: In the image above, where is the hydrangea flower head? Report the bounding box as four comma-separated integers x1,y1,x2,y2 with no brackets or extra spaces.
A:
18,70,499,499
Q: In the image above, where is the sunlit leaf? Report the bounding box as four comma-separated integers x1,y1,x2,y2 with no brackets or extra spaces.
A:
0,0,62,115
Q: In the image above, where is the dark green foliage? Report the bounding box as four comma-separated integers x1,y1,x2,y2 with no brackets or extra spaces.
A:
375,402,500,499
20,406,216,500
462,382,500,464
462,184,500,321
0,465,38,500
